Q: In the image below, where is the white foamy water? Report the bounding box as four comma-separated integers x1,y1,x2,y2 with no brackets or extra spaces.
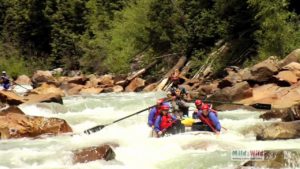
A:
1,92,300,169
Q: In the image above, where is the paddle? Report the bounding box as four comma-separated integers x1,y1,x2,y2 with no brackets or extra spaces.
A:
84,104,157,134
202,100,272,110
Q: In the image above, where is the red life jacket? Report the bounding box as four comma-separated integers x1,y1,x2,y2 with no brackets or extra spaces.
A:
160,114,173,130
199,113,217,132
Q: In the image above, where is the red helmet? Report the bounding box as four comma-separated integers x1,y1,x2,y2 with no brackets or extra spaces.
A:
195,100,203,106
202,104,210,110
157,98,164,105
160,105,170,111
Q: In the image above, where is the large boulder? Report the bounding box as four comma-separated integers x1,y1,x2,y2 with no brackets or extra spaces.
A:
0,113,72,139
218,71,242,89
0,106,25,116
29,83,65,97
14,75,32,85
125,78,145,92
239,82,300,108
65,76,88,85
279,48,300,67
241,150,300,169
196,82,219,96
240,57,279,82
112,85,124,93
143,83,157,92
25,93,63,104
0,91,25,105
98,75,114,87
256,121,300,140
282,62,300,73
72,145,115,163
80,87,103,95
260,104,300,121
209,81,252,102
63,84,85,95
32,70,55,84
274,70,298,85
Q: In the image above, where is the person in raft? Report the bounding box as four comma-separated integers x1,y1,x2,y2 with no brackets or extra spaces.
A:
192,99,215,119
192,104,221,134
154,105,184,137
148,98,171,137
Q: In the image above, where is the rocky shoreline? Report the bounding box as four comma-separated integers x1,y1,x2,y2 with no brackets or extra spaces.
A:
1,49,300,164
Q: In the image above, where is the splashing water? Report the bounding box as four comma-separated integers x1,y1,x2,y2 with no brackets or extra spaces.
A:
1,92,300,169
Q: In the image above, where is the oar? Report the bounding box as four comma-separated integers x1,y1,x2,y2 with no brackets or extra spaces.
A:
202,100,272,110
13,81,31,91
84,104,157,134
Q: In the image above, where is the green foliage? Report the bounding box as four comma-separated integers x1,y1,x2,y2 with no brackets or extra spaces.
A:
0,42,28,78
248,0,300,59
104,0,153,73
2,0,51,56
45,0,88,70
0,0,299,76
79,0,127,74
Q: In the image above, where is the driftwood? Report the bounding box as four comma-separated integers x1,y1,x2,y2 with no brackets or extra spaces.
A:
192,43,230,80
155,56,187,91
127,60,158,81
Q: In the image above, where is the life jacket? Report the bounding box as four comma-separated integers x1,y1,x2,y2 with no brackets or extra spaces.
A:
160,114,173,130
1,76,9,84
199,112,217,132
153,107,161,123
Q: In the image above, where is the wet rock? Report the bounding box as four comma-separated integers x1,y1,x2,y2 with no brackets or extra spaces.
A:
80,87,103,95
28,83,65,97
239,82,300,109
274,70,298,85
72,145,115,163
0,106,25,116
25,93,63,104
241,150,300,169
125,78,145,92
0,113,72,139
218,72,242,88
112,85,124,93
143,83,157,92
260,104,300,121
98,75,114,87
65,76,88,85
0,91,25,105
209,81,252,102
214,104,255,111
32,70,55,85
15,75,32,85
65,84,85,95
256,121,300,140
279,48,300,67
241,57,279,82
282,62,300,73
196,81,219,96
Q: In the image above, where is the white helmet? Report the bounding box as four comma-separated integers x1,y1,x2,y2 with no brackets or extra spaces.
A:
2,71,6,74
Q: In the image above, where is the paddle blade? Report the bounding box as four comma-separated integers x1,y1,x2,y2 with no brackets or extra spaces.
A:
84,125,106,134
250,103,272,110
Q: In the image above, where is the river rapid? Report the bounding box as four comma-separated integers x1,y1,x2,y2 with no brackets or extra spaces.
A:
0,91,300,169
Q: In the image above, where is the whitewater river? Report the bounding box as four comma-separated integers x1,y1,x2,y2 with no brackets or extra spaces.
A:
0,91,300,169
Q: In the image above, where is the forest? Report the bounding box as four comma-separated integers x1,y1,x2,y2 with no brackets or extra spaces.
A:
0,0,299,78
